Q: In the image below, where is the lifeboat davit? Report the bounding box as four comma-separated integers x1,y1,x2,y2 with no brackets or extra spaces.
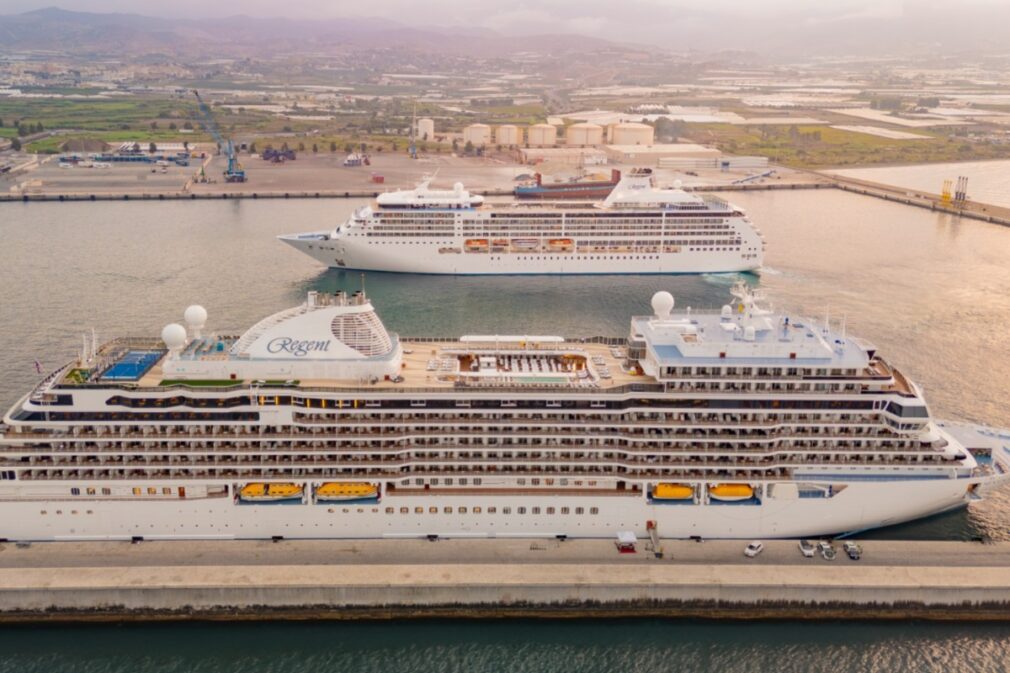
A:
315,482,379,503
239,482,304,503
709,484,754,502
653,483,694,500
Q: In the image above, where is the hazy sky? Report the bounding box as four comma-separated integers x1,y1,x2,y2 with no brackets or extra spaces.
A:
1,0,1007,47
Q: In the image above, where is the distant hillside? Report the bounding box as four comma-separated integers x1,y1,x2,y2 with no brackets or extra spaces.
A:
0,7,636,58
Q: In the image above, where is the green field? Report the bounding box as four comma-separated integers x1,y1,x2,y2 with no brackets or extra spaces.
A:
683,123,1010,168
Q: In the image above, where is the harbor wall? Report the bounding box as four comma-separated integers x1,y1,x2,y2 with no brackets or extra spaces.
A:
2,563,1010,622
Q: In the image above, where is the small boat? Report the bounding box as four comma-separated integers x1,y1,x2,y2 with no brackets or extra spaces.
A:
709,483,754,502
653,483,694,500
239,482,303,503
315,482,379,503
464,239,489,252
511,238,540,251
547,238,574,252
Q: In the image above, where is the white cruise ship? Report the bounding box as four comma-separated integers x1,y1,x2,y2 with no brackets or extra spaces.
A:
279,170,764,275
1,284,1007,542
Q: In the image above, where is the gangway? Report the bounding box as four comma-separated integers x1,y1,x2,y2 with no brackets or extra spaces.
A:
646,520,663,558
731,170,775,185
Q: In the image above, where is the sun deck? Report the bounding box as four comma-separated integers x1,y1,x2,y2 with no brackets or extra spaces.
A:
56,338,641,392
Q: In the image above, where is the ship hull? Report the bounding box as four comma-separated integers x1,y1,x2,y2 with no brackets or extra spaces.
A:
280,234,762,275
0,474,988,542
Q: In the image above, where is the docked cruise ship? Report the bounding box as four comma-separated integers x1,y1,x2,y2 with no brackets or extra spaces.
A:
1,284,1007,542
279,170,764,275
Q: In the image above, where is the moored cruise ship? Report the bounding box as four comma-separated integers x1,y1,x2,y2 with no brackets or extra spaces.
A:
1,284,1007,542
279,170,764,275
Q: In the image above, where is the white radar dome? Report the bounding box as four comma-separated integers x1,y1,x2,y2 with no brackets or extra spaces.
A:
161,323,187,350
673,179,683,189
651,291,675,318
453,182,464,194
184,304,207,328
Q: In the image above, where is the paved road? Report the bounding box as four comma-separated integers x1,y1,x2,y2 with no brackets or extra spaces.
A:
1,538,1006,569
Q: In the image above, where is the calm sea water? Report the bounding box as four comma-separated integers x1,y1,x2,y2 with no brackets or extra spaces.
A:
2,619,1010,673
830,159,1010,208
1,190,1010,668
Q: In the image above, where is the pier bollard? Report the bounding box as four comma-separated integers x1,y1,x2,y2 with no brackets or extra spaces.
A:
252,193,258,199
123,194,129,201
90,195,95,201
284,193,290,199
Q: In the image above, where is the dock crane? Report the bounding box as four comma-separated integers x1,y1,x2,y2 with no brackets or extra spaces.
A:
192,89,246,183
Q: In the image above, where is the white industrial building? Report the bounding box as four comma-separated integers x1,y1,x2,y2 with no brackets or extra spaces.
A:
657,155,770,170
566,122,603,146
416,118,435,141
518,147,607,166
496,124,521,146
527,123,558,147
604,143,720,165
462,123,491,147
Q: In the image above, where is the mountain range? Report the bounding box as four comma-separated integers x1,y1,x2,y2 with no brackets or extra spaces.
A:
0,7,640,59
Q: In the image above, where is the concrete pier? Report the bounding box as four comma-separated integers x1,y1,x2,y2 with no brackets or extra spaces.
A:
0,539,1008,622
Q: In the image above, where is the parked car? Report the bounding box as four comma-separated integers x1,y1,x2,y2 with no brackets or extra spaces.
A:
798,539,816,557
744,541,764,558
843,541,862,560
818,541,837,560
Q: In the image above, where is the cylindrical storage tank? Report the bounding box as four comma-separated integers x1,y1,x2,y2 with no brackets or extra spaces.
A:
417,118,435,141
462,123,491,146
566,122,603,146
496,124,521,146
527,123,557,147
611,122,655,146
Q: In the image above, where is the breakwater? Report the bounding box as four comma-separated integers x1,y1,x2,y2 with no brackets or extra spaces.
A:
1,539,1008,622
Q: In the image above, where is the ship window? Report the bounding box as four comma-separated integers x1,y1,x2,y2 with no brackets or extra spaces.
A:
400,507,409,514
459,478,468,486
576,507,584,515
459,507,467,514
488,507,497,514
518,507,526,514
147,487,157,495
132,487,141,496
430,507,438,514
532,507,541,515
531,478,540,485
546,507,555,515
70,488,80,496
590,507,599,515
473,507,482,514
503,507,511,514
474,478,482,485
102,488,111,495
385,507,394,514
444,507,452,514
86,487,96,496
561,507,570,515
162,488,172,495
414,507,423,514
